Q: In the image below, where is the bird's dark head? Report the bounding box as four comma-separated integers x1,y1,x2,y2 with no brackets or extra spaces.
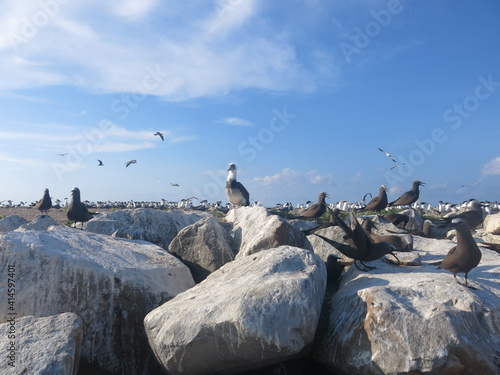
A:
415,180,426,187
450,217,468,228
320,192,330,200
44,188,49,193
227,163,237,172
71,187,80,196
380,185,387,191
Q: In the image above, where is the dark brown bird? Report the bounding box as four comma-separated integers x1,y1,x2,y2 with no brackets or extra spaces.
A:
438,218,482,288
125,159,137,167
363,185,388,213
293,192,329,220
361,218,413,252
388,180,425,207
154,131,164,141
301,208,340,235
34,188,52,216
314,208,399,271
67,187,94,229
439,199,484,229
383,212,410,228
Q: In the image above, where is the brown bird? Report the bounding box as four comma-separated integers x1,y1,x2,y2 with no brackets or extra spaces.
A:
383,212,410,228
34,188,52,216
439,199,484,229
388,180,425,207
363,185,388,213
314,208,399,271
361,218,414,252
293,192,329,220
301,208,340,235
67,187,94,229
438,218,482,288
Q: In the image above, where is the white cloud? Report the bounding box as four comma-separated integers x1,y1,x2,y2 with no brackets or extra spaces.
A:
0,0,328,100
218,117,253,126
482,157,500,175
254,168,333,187
307,169,333,185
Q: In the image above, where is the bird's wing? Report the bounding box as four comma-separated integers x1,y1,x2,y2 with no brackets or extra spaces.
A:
313,233,359,260
236,182,250,204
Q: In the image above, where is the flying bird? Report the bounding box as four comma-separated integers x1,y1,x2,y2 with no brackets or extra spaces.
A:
125,160,137,168
34,188,52,217
154,132,164,141
58,153,68,156
170,183,180,187
378,147,397,163
390,163,406,170
225,163,250,208
97,159,104,166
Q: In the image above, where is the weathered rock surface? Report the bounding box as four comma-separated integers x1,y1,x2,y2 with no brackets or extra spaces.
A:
85,208,207,249
0,225,195,374
15,215,58,231
225,206,312,258
0,214,28,232
313,235,500,375
168,215,235,282
144,246,327,375
484,213,500,235
0,313,82,375
398,208,424,231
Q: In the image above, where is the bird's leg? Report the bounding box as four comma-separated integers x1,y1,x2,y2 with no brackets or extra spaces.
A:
390,252,401,265
464,273,478,290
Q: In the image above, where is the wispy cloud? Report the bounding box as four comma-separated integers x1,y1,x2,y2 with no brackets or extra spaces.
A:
253,168,333,186
482,157,500,175
218,117,253,126
0,0,327,100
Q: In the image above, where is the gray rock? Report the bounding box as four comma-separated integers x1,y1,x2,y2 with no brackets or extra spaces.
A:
0,313,82,375
399,208,424,231
313,236,500,375
85,208,207,249
225,206,312,258
0,215,28,232
145,246,327,375
169,216,235,283
15,215,58,231
484,213,500,235
0,225,194,375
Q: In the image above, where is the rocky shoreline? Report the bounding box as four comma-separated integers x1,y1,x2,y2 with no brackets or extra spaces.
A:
1,207,499,375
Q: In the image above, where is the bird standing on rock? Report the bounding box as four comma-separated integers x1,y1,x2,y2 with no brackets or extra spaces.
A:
438,218,482,288
225,163,250,208
439,199,484,229
388,180,425,207
34,188,52,217
293,192,329,220
363,185,388,213
67,187,95,229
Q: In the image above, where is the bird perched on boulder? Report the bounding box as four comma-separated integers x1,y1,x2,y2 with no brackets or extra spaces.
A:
225,163,250,208
383,212,410,228
388,180,425,207
362,185,388,213
34,188,52,216
438,218,482,288
67,187,95,229
314,208,399,271
438,199,484,229
292,192,329,220
360,218,413,252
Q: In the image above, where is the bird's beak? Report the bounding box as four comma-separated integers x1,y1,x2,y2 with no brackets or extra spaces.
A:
420,182,426,186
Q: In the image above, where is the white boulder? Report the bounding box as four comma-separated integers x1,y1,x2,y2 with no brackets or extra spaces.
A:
144,246,327,375
0,225,194,374
0,313,82,375
0,215,28,232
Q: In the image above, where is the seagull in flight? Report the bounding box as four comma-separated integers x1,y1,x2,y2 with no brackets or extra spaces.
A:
170,183,180,187
58,153,69,156
378,147,397,163
97,159,104,166
125,159,137,167
390,163,406,170
154,132,164,141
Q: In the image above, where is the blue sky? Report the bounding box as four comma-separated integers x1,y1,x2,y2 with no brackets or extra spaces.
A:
1,0,500,207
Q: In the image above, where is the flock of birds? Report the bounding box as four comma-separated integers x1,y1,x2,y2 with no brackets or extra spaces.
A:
2,161,498,289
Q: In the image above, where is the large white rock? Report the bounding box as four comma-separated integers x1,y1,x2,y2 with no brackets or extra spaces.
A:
313,236,500,374
15,215,58,231
0,215,28,232
85,208,207,249
0,313,82,375
0,225,195,375
225,206,312,258
168,215,235,283
484,213,500,235
144,246,327,375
